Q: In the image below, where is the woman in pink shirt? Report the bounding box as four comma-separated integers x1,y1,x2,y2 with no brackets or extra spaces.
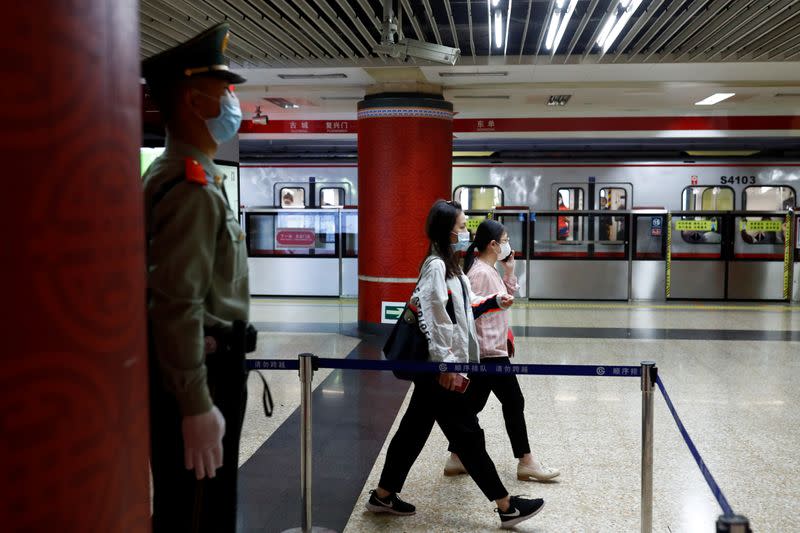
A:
444,219,560,482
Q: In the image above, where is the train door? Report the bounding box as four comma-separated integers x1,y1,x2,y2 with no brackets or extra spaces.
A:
727,186,795,300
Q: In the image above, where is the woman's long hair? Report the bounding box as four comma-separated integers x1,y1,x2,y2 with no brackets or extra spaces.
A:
463,219,505,274
424,199,463,279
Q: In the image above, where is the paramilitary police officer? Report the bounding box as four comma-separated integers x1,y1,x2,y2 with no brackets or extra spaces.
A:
142,23,255,533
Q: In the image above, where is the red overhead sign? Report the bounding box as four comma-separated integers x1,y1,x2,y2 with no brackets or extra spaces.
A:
275,228,316,247
240,115,800,134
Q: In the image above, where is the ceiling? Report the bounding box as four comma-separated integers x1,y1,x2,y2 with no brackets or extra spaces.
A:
140,0,800,67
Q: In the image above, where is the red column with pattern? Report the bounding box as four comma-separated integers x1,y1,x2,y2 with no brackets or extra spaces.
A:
357,95,453,326
1,1,150,531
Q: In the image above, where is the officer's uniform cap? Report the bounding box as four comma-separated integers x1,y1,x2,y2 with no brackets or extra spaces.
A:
142,22,246,86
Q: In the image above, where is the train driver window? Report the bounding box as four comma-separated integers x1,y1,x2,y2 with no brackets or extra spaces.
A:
320,187,345,207
556,188,583,241
680,186,732,244
281,187,305,208
453,185,503,210
599,188,627,241
741,186,795,245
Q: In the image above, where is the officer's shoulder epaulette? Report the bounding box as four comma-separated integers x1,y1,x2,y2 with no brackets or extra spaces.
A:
184,158,208,186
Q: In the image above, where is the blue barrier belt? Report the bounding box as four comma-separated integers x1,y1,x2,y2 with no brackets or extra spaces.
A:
656,375,735,517
247,358,643,377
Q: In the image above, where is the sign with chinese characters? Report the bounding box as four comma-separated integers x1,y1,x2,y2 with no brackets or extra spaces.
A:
675,220,714,231
381,302,406,324
739,220,782,232
275,228,316,247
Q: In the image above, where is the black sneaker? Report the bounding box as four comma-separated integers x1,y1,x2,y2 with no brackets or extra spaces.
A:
497,495,545,529
365,490,416,516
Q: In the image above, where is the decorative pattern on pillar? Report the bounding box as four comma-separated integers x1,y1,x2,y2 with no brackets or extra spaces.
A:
1,1,149,531
357,95,453,326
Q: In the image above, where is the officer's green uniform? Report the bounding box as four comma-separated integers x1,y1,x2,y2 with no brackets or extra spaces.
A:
142,23,250,533
143,141,249,415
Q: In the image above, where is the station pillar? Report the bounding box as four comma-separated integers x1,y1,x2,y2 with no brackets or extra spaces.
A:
1,1,150,531
357,93,454,327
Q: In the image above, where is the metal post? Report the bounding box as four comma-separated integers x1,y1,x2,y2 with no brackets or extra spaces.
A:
300,353,313,532
283,354,336,533
640,361,656,533
716,514,752,533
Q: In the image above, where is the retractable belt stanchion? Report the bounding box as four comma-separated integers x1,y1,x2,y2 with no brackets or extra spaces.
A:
282,353,336,533
640,361,656,533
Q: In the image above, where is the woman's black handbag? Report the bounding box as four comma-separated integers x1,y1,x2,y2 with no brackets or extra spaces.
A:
382,304,432,380
383,273,464,381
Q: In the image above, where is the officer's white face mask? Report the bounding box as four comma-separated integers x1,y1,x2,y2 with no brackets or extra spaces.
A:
193,89,243,144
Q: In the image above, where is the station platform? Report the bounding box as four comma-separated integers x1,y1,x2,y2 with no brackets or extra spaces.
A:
239,299,798,532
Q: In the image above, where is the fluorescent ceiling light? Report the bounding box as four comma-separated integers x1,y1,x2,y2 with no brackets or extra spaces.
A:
597,0,643,52
264,97,301,109
453,151,494,157
546,0,578,52
494,11,503,48
439,71,508,77
277,73,348,80
695,93,736,105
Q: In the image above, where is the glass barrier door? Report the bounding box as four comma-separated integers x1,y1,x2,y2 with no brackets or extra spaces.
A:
666,211,726,300
245,208,340,296
728,211,790,301
529,210,630,300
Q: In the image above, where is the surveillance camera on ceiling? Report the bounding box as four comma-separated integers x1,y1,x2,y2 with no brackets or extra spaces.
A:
374,39,460,66
374,1,460,66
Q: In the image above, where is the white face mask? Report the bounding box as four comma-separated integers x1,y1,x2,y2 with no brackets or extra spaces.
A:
499,241,512,260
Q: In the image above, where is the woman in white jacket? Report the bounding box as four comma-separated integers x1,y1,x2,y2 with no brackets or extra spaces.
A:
365,200,545,530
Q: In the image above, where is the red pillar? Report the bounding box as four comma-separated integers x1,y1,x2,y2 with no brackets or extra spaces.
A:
1,2,150,531
357,95,453,327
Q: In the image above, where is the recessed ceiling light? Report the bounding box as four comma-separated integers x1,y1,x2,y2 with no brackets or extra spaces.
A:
439,71,508,77
685,150,760,157
264,97,300,109
547,95,572,106
695,93,736,106
452,94,510,99
320,96,362,100
277,73,348,79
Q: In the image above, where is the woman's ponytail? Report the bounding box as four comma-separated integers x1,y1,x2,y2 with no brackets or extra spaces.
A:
463,242,478,274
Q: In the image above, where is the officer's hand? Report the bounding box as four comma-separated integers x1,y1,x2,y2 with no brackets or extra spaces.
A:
182,405,226,480
499,294,514,309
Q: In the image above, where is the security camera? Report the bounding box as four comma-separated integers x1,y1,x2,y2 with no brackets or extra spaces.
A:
374,39,460,66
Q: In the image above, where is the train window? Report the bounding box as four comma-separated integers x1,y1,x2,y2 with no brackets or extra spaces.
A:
556,188,583,241
679,186,731,245
742,186,795,210
453,185,503,210
740,186,794,245
320,187,345,207
281,187,305,208
681,186,734,211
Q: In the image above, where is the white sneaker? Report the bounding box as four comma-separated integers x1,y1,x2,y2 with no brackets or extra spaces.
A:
517,459,560,481
443,454,467,476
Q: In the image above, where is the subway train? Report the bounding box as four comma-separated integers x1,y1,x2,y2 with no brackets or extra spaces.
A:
239,161,800,303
